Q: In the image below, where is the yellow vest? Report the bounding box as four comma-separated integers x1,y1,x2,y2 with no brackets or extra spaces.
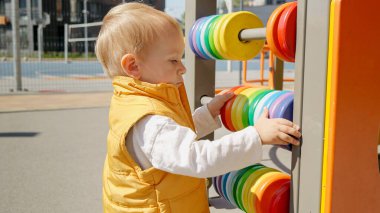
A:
103,76,210,213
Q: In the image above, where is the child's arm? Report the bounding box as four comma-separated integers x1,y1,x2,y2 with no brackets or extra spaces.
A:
197,91,301,146
129,111,300,178
192,92,234,138
192,105,221,139
130,114,264,178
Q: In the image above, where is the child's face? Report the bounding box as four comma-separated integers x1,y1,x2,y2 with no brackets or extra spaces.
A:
138,26,186,87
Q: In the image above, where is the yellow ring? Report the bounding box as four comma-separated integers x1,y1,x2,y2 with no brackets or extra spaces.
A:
219,11,265,60
213,13,233,59
232,87,261,130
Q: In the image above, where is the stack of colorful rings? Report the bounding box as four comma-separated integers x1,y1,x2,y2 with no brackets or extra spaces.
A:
213,164,291,213
188,11,265,61
189,2,297,62
220,86,294,150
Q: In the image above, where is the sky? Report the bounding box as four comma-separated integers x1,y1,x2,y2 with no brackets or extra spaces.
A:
165,0,185,19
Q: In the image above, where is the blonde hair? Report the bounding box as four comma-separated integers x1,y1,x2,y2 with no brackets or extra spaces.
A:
95,2,182,77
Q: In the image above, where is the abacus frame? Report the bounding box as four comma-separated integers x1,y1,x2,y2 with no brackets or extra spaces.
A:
184,0,330,212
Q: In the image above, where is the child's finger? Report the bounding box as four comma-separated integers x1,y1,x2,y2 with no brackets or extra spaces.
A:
278,125,302,138
278,132,300,146
274,118,294,127
217,92,234,102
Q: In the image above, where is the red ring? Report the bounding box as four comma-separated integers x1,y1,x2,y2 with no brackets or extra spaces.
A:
277,2,297,62
220,86,243,130
266,2,293,62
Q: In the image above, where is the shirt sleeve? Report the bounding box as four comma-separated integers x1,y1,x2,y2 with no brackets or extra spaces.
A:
133,114,263,178
192,105,222,139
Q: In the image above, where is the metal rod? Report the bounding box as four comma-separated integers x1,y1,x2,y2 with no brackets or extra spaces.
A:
239,28,267,41
68,37,98,42
68,21,102,28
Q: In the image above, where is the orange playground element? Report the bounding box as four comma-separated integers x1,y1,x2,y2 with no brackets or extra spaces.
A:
322,0,380,212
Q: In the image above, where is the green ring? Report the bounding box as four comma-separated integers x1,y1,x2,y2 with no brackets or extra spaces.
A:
248,90,273,126
209,15,224,59
204,15,220,59
241,89,266,127
230,165,255,207
235,165,265,210
213,14,232,59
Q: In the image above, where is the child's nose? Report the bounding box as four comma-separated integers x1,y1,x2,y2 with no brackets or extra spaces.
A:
179,63,186,75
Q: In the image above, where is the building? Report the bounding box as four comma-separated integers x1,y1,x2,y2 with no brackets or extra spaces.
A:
0,0,165,56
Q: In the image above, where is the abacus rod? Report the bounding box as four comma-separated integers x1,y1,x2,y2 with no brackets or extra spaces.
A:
200,96,212,106
239,27,267,41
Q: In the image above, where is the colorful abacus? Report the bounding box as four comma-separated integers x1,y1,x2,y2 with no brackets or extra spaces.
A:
220,86,294,131
189,2,297,62
213,164,290,213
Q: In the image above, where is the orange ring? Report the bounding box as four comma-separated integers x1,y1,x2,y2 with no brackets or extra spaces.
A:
266,2,293,62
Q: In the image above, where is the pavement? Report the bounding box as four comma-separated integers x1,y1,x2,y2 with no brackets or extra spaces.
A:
0,72,293,212
0,92,112,113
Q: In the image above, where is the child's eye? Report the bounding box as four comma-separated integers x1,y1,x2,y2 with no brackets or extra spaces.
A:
170,60,178,64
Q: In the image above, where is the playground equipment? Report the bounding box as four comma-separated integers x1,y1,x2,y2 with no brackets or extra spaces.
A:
185,0,380,212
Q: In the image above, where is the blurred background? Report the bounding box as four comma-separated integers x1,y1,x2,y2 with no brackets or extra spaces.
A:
0,0,294,94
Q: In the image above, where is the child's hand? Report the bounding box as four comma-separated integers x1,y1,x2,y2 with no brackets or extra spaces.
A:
254,108,302,146
207,91,234,118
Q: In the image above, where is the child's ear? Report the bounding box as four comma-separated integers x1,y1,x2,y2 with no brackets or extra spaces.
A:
120,54,141,79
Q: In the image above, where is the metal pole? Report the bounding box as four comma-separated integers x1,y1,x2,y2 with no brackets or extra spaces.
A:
26,0,33,54
37,0,43,61
12,0,22,91
238,0,243,85
38,25,43,61
83,0,88,60
64,24,68,63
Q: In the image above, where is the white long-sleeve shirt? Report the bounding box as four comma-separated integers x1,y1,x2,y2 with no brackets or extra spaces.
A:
125,105,263,178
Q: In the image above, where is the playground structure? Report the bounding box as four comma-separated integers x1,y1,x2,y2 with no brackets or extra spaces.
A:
184,0,380,212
